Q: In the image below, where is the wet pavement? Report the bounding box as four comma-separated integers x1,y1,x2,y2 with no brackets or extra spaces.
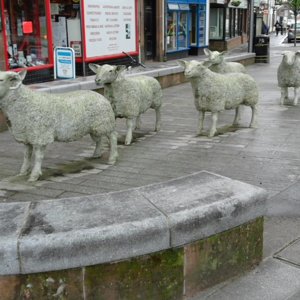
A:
1,32,300,299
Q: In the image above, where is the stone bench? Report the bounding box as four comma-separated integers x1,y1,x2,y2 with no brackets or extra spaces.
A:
0,171,267,299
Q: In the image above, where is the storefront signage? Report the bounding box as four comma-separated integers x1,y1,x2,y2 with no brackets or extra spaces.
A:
83,0,136,58
54,47,76,79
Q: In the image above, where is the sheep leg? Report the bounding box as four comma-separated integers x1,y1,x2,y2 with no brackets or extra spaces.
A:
125,118,134,145
209,112,218,137
108,131,118,164
135,116,141,129
155,107,161,132
92,135,107,158
19,144,33,176
249,105,258,128
280,87,288,105
293,87,299,106
28,145,46,182
197,111,205,135
233,106,241,126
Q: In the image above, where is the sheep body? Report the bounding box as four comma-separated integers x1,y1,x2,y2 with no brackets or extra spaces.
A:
204,49,247,74
89,64,162,145
178,60,258,137
0,70,118,181
277,50,300,105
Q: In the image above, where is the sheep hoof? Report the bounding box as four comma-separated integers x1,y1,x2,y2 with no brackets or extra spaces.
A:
107,157,118,165
125,138,132,146
28,176,39,182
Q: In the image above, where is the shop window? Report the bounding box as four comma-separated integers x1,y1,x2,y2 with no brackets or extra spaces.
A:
4,0,50,69
178,12,188,49
199,5,206,46
167,5,189,52
210,8,224,40
167,11,178,51
225,8,230,38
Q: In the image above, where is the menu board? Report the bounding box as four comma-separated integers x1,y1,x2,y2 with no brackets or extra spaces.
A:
83,0,136,58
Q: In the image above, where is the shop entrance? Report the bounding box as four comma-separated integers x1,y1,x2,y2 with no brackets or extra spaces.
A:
144,0,156,60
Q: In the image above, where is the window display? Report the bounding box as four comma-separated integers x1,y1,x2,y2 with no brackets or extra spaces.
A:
210,8,224,40
4,0,51,69
167,4,189,52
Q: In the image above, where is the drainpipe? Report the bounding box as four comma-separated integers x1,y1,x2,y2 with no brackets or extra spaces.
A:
164,0,168,61
248,0,254,52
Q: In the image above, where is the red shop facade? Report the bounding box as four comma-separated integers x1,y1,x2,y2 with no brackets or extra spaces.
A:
0,0,139,84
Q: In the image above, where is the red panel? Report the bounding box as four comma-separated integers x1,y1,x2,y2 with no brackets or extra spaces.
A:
22,21,33,34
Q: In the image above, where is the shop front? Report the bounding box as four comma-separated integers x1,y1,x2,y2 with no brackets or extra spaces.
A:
166,0,209,60
209,0,248,51
0,0,139,83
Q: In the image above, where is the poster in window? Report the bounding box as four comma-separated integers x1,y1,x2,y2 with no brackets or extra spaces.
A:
83,0,136,58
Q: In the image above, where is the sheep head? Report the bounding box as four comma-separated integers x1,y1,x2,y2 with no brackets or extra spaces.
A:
89,64,127,85
178,60,211,79
281,51,300,66
0,70,26,99
204,49,226,65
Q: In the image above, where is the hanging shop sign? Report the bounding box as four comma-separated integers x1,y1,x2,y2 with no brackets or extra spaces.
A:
82,0,137,59
54,47,76,79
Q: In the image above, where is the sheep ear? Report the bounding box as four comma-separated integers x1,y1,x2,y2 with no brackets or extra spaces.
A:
89,63,100,74
220,51,227,56
178,60,187,68
203,60,212,68
18,70,27,81
203,48,211,56
8,72,23,89
115,65,127,73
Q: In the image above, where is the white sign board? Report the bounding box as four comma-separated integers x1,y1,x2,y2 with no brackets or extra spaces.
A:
54,47,76,79
83,0,136,58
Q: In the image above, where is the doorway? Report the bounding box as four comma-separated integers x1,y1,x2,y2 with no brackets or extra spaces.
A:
144,0,156,60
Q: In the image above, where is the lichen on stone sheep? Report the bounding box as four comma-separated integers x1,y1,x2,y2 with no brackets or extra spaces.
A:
277,50,300,106
89,64,162,145
178,60,259,137
204,49,247,74
0,70,118,181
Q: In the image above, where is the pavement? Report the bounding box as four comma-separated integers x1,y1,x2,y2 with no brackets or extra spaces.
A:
1,32,300,298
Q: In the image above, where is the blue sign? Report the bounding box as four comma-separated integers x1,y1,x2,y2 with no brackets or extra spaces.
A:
54,47,76,79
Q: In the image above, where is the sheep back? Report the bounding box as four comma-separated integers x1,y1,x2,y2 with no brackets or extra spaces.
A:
193,72,258,112
107,76,162,118
6,87,115,146
209,62,246,74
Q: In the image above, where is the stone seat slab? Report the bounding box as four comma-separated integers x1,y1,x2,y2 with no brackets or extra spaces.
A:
140,171,268,247
0,171,267,275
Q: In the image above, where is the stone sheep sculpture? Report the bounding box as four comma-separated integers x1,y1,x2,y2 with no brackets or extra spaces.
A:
0,70,118,182
277,50,300,106
204,49,247,74
89,64,162,145
178,60,259,137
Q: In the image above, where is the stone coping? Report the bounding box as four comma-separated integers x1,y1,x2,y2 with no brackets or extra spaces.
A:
0,170,267,276
28,53,255,94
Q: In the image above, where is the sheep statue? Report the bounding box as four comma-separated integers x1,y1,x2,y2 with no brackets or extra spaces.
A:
89,64,162,145
204,48,247,74
277,50,300,106
178,60,259,137
0,70,118,181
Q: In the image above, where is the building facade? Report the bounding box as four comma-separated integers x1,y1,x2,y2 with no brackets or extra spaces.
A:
209,0,248,51
0,0,139,83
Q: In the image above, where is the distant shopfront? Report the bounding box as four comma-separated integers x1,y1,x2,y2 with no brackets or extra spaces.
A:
166,0,209,59
209,0,248,51
0,0,138,83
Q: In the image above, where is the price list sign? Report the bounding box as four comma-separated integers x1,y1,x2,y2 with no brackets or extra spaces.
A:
83,0,137,59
